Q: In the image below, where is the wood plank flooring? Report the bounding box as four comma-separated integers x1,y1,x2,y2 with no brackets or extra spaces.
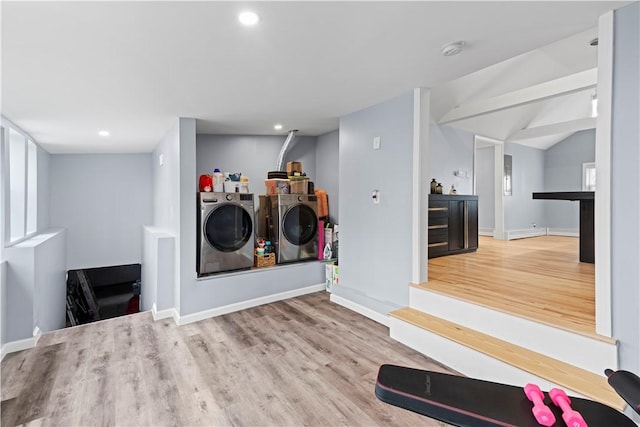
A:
1,292,455,427
426,235,598,337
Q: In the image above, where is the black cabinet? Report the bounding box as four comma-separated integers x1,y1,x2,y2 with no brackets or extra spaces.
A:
428,194,478,259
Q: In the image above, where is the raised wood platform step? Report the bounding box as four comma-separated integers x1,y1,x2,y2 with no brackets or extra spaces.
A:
408,284,617,375
389,307,625,412
413,280,602,340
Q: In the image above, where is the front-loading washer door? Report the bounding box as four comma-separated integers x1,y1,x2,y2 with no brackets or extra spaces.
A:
282,204,318,245
204,204,253,252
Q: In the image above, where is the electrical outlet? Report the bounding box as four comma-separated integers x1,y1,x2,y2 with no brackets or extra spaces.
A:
373,136,381,150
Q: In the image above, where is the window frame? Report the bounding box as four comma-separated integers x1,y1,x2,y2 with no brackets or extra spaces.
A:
2,117,39,247
582,162,596,192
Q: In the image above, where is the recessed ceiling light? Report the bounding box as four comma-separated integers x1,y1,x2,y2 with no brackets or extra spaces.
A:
238,11,259,26
441,41,466,57
274,124,283,130
98,130,110,137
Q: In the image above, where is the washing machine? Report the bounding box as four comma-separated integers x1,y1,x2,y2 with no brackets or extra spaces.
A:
269,194,318,263
197,192,255,275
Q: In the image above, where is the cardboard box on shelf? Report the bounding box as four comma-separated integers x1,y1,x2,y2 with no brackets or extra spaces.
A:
286,161,302,175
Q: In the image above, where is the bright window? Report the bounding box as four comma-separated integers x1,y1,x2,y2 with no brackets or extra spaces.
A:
27,140,38,234
8,128,26,242
583,162,596,192
4,123,38,245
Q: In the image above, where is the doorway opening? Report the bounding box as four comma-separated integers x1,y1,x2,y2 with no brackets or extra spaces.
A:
66,263,141,326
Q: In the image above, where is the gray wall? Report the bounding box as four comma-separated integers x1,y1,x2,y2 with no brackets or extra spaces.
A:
429,123,474,195
1,137,5,348
503,142,546,230
544,130,595,231
315,129,340,224
4,229,66,342
0,261,6,350
31,230,66,334
50,154,153,270
476,145,495,230
141,228,174,312
152,119,185,311
336,91,414,314
178,119,197,315
195,134,318,211
611,1,639,373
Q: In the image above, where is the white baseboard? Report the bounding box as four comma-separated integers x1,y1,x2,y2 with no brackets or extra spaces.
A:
151,303,180,323
176,284,326,326
505,227,548,240
1,327,42,361
485,228,579,240
547,228,580,237
479,228,494,237
329,294,390,327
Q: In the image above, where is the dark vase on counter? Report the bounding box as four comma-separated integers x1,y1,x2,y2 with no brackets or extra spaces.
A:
430,179,438,194
436,182,443,194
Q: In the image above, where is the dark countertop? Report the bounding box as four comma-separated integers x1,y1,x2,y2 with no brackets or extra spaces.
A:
532,191,594,201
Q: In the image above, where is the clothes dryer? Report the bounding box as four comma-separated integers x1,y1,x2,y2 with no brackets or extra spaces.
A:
197,192,255,275
269,194,318,263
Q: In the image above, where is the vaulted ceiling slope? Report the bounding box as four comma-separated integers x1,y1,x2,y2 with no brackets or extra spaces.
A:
1,1,631,153
431,27,601,149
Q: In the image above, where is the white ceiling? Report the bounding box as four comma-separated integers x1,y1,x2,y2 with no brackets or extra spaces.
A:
1,1,631,154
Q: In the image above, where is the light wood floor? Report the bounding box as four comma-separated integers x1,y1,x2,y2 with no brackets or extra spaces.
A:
426,235,598,337
1,292,455,427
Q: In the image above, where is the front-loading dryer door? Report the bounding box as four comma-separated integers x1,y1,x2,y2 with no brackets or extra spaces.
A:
204,204,253,252
282,204,318,245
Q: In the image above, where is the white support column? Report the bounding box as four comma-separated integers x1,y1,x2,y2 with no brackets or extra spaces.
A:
595,11,613,337
494,142,506,240
412,88,430,284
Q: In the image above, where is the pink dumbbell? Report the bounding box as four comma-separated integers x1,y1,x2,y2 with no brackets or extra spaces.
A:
524,383,556,426
549,388,588,427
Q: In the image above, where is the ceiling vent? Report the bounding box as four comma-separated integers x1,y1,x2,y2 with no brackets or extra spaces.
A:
441,41,466,57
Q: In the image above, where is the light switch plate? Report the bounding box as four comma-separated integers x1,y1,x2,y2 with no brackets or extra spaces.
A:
373,136,381,150
372,190,380,204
